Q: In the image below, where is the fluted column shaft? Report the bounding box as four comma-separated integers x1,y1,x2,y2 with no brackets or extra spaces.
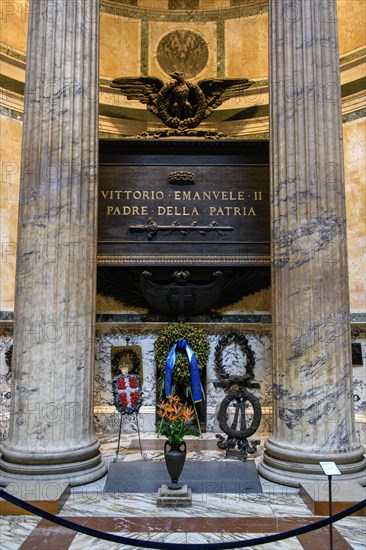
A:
258,0,365,486
0,0,107,485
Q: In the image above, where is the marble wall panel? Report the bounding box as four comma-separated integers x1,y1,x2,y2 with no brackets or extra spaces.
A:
344,118,366,313
352,328,366,442
100,14,141,78
225,13,268,80
93,327,272,439
1,326,365,444
0,332,12,442
0,116,21,311
0,0,28,52
337,0,366,54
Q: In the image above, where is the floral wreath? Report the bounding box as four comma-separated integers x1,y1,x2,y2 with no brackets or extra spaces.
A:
112,374,143,415
154,323,209,388
214,331,256,384
111,348,140,376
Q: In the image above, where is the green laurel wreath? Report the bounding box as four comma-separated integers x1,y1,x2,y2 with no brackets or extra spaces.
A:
154,324,210,393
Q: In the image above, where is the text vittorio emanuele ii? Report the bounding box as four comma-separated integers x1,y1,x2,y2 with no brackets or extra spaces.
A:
101,189,263,217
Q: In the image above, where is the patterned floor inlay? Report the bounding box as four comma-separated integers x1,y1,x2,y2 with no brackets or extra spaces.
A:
1,439,364,549
18,516,352,550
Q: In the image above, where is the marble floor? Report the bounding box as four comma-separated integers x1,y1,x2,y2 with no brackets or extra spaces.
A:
0,434,365,550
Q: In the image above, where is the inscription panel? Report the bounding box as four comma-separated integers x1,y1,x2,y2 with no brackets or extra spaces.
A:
98,142,270,266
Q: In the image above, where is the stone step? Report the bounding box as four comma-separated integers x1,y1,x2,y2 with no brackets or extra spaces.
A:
299,481,366,516
0,481,70,515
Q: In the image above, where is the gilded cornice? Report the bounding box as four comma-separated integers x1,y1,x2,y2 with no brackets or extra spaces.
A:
101,0,268,20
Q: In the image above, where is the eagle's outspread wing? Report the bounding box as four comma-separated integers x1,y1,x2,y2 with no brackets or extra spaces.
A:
110,75,253,129
197,78,254,114
110,76,165,118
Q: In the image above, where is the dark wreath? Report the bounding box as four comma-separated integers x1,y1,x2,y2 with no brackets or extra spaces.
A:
217,388,262,440
111,348,140,376
214,331,256,386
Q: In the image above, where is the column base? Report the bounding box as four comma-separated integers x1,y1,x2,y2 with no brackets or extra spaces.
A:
258,438,366,488
0,439,108,487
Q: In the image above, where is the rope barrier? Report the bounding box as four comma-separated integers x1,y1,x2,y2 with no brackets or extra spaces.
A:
0,488,365,550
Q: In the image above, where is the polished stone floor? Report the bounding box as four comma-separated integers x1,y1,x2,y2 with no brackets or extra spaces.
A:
0,434,365,549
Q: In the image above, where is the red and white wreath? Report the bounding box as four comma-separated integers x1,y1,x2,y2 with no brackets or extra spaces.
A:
112,374,143,415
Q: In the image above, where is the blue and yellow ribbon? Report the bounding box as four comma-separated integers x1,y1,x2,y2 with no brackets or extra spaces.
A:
164,339,202,402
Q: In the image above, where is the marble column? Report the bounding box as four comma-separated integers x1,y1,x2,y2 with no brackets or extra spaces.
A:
0,0,107,485
258,0,366,486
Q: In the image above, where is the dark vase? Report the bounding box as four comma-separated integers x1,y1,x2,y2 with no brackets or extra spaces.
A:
164,440,187,490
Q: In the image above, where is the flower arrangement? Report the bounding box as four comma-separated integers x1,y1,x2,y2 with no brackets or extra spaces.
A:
157,395,197,443
112,374,143,415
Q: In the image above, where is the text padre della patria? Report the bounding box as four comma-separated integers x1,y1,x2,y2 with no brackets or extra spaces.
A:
101,189,262,217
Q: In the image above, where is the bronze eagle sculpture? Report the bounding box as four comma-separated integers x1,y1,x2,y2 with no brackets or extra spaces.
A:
110,71,253,129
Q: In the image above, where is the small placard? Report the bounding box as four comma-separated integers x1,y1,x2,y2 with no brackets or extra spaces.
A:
319,462,342,476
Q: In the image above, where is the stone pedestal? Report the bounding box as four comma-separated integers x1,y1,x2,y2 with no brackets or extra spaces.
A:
0,0,107,485
258,0,366,486
157,484,192,507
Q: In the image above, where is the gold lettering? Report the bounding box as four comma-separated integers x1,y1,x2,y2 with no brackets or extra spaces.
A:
254,191,262,201
102,190,165,201
171,190,246,201
158,206,166,215
158,206,199,215
209,206,255,216
105,206,149,216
